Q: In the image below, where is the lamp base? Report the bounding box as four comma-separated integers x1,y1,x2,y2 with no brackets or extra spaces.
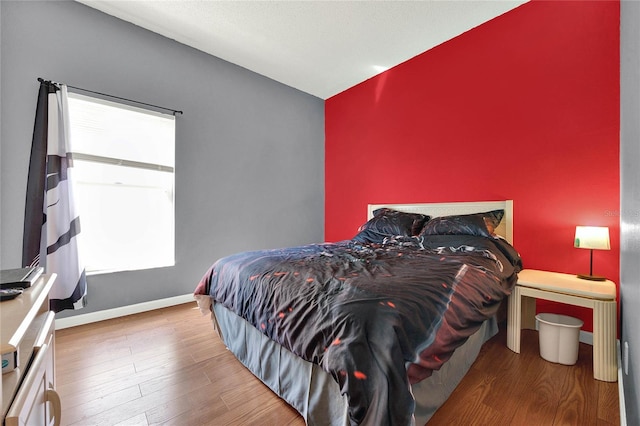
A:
576,274,606,281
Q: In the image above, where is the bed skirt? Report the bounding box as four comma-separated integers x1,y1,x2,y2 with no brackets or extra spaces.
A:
210,301,498,426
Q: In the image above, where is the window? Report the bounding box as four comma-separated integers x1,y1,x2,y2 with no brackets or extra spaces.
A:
68,93,175,274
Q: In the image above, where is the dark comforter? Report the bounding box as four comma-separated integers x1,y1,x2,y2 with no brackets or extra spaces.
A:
195,234,522,426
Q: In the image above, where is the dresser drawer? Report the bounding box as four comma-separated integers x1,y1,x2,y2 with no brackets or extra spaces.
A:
1,274,57,425
4,336,60,426
34,311,55,352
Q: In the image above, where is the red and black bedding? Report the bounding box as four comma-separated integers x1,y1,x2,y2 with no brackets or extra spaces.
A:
194,208,522,425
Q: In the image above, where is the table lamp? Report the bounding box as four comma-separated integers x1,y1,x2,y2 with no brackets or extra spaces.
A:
574,226,610,281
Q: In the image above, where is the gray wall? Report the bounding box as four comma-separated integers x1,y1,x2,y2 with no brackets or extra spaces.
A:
0,1,325,317
621,1,640,422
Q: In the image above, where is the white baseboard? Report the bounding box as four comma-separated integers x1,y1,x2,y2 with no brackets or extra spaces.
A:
618,340,628,426
579,330,593,345
54,293,195,330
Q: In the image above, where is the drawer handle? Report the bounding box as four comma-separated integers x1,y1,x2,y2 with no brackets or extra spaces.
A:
46,388,62,426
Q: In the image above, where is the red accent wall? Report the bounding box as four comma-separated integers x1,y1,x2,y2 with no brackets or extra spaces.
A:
325,0,620,332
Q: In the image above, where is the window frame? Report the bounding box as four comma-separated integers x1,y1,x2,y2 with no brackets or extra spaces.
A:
67,92,176,275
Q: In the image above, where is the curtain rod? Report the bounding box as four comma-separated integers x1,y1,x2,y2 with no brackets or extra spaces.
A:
37,78,183,116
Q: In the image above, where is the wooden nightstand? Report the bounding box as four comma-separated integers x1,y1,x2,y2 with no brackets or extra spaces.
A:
1,273,60,425
506,269,617,382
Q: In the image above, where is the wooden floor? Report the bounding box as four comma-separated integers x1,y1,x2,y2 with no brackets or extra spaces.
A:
55,303,620,426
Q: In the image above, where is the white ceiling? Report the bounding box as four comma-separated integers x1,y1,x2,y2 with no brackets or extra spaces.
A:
77,0,527,99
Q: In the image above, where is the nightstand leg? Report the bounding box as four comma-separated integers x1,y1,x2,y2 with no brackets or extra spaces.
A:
593,300,617,382
507,286,522,353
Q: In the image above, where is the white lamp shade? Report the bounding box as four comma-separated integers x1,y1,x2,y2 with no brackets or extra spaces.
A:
574,226,610,250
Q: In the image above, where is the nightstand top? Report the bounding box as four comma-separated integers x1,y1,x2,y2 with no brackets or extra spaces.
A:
516,269,616,300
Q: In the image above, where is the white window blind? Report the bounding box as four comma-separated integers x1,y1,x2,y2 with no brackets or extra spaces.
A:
68,93,175,274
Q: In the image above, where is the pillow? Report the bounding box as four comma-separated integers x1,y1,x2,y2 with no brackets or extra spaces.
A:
482,209,505,235
353,208,430,244
419,209,505,238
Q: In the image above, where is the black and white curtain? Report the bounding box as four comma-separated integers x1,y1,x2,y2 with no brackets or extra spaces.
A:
23,79,87,312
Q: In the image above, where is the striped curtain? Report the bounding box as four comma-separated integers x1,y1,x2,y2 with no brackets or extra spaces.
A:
23,79,87,312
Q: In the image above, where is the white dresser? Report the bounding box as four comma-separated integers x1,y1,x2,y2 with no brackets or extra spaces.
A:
1,274,60,425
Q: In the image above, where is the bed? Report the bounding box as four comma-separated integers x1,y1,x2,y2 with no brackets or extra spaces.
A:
194,200,521,425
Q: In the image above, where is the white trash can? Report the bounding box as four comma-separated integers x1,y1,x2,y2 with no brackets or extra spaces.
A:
535,313,583,365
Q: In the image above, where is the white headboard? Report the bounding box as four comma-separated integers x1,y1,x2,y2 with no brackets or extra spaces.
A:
368,200,513,244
